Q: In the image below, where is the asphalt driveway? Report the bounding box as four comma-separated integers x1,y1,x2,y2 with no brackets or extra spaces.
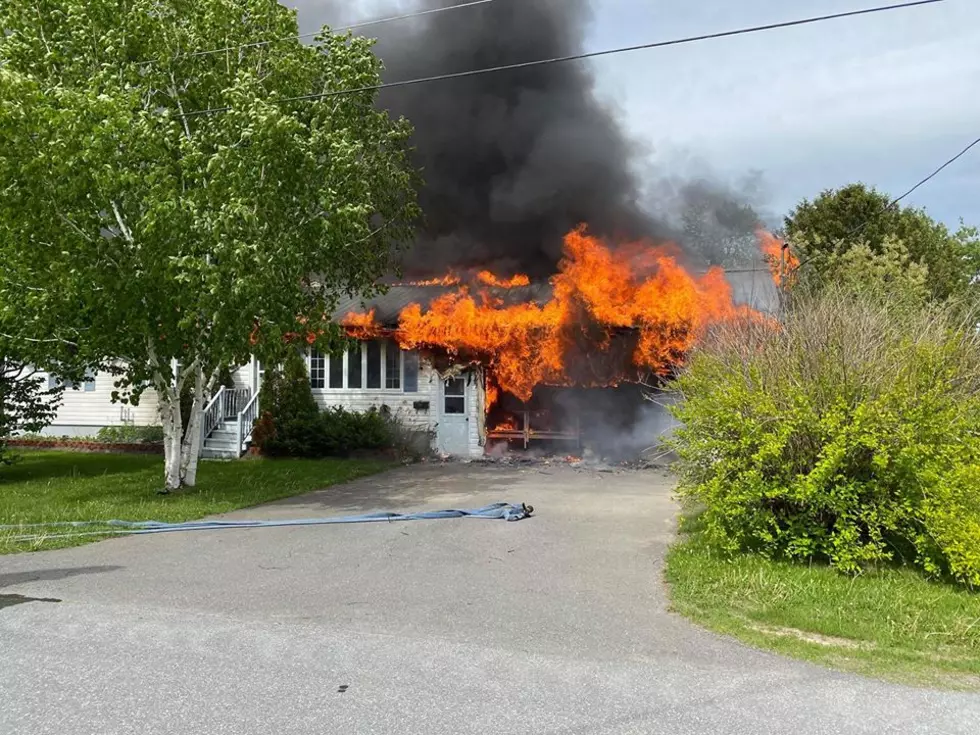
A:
2,463,978,734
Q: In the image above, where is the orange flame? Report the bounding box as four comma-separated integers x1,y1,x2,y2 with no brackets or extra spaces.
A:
757,229,798,287
476,271,531,288
341,309,385,340
348,226,758,404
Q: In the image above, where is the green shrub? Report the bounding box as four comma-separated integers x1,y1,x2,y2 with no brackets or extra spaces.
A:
261,406,392,458
253,349,393,458
668,289,980,587
252,349,319,457
316,406,391,455
95,425,165,444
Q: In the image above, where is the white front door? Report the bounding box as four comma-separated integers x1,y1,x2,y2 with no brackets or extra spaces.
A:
437,377,471,456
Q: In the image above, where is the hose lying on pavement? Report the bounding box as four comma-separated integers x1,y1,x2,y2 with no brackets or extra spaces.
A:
3,502,535,541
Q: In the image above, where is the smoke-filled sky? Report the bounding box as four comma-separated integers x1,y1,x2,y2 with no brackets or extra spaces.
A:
286,0,979,266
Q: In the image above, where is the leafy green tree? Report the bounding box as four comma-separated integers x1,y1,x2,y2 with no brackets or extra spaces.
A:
784,184,979,302
0,356,62,466
0,283,92,466
0,0,419,490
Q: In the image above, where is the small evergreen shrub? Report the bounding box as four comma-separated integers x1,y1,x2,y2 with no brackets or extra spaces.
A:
252,349,319,457
669,290,980,587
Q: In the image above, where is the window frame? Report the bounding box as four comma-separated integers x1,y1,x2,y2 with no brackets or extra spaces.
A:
306,341,417,394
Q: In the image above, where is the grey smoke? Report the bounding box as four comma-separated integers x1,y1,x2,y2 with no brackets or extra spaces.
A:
291,0,765,276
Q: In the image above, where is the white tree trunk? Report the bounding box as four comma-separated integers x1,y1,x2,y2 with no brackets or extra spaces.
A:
179,363,207,488
160,385,183,493
155,358,220,493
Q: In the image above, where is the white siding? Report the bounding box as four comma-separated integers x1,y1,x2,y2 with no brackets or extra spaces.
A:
38,368,162,435
229,361,254,391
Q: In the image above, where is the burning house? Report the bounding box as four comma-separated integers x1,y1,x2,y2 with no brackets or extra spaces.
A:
332,227,779,459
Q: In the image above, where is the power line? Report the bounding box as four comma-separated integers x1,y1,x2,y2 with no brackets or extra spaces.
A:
147,0,495,64
889,135,980,207
839,133,980,243
180,0,946,117
787,133,980,272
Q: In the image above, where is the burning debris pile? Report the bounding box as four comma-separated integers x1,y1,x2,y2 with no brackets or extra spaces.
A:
342,226,769,416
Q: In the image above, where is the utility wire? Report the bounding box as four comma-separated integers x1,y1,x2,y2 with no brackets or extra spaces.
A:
176,0,495,61
785,133,980,273
180,0,945,117
798,133,980,264
889,135,980,207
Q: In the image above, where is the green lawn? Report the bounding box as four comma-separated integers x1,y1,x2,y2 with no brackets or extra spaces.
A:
0,451,391,554
666,515,980,691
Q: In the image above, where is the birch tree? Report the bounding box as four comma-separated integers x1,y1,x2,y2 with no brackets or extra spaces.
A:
0,0,419,490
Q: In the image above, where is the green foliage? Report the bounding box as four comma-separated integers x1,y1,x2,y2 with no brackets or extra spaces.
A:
260,404,392,459
252,349,393,458
669,290,980,587
259,350,319,426
791,236,929,309
785,183,978,302
0,0,420,485
0,361,62,467
95,425,165,444
312,406,392,457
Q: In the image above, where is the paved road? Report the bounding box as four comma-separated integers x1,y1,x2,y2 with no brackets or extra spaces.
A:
2,463,978,734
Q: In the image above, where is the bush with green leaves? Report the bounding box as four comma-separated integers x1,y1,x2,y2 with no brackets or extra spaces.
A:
253,349,319,457
253,349,393,458
668,290,980,587
95,425,165,444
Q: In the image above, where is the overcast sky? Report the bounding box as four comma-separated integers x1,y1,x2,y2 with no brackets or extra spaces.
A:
290,0,979,229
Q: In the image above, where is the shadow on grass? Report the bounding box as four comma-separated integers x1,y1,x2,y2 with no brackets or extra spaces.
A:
0,452,158,485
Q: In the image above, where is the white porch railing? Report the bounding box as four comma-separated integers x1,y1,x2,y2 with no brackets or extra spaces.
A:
223,387,251,418
201,386,227,440
201,386,251,452
236,392,260,454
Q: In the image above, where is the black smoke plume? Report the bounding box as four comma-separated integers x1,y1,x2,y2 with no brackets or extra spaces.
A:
292,1,762,276
294,0,659,277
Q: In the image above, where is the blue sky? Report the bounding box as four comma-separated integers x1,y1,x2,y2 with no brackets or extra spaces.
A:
292,1,980,229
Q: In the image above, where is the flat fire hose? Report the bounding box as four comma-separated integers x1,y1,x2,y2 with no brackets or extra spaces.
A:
3,502,534,542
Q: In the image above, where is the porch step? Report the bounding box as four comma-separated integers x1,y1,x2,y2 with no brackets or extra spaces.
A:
201,447,241,460
202,419,247,459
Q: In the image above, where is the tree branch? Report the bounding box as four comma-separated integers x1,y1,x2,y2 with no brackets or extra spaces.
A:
59,212,95,243
169,71,193,141
111,200,135,244
0,332,78,347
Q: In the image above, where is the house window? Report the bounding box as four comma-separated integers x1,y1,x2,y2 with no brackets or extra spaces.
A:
403,351,419,393
329,349,344,389
366,341,382,389
444,378,466,414
47,370,95,391
348,345,363,389
385,340,401,390
309,349,326,389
